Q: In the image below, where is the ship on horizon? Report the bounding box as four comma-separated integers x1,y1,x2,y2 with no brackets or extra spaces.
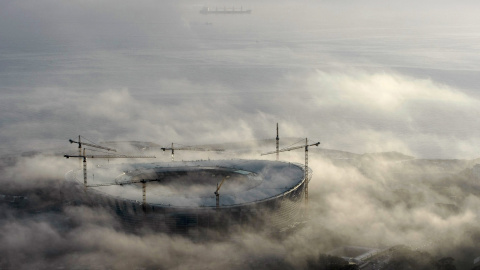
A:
200,6,252,15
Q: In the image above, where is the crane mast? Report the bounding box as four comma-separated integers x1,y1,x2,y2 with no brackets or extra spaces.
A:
83,148,87,187
142,181,146,210
276,123,279,161
214,176,229,209
304,138,309,203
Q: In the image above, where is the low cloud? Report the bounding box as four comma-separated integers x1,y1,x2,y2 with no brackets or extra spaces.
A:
2,146,480,269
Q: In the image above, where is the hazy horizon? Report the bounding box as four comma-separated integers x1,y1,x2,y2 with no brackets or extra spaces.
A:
1,1,480,159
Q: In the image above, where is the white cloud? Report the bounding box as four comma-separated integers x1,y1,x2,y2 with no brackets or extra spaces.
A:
305,70,474,112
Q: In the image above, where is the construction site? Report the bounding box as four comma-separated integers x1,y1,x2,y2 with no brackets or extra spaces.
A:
62,125,320,235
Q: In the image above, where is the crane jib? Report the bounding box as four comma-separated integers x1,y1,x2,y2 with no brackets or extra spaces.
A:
69,139,117,152
260,142,320,156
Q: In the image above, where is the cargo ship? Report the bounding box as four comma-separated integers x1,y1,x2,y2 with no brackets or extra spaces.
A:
200,6,252,14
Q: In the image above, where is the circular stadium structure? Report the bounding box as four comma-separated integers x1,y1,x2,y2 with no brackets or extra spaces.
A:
65,159,310,234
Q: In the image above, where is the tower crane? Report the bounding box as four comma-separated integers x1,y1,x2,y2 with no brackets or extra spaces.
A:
82,174,231,211
64,148,156,188
214,176,229,209
87,177,163,211
261,138,320,204
69,136,117,168
69,136,117,152
276,123,280,161
160,142,224,161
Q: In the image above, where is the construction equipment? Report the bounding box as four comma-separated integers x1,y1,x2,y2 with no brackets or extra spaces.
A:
261,138,320,204
276,123,280,161
87,178,162,210
69,136,116,168
69,136,117,152
160,142,224,161
64,148,156,188
85,174,231,210
214,176,230,208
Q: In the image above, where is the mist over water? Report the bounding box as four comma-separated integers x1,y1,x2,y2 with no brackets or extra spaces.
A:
1,0,480,158
1,0,480,269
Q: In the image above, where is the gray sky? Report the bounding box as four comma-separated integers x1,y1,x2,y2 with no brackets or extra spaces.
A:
1,0,480,158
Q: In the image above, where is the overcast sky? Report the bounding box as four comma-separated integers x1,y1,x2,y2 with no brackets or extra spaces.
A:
1,0,480,158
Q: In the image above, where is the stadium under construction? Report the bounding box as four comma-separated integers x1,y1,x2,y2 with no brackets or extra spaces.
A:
63,125,319,235
65,159,311,234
